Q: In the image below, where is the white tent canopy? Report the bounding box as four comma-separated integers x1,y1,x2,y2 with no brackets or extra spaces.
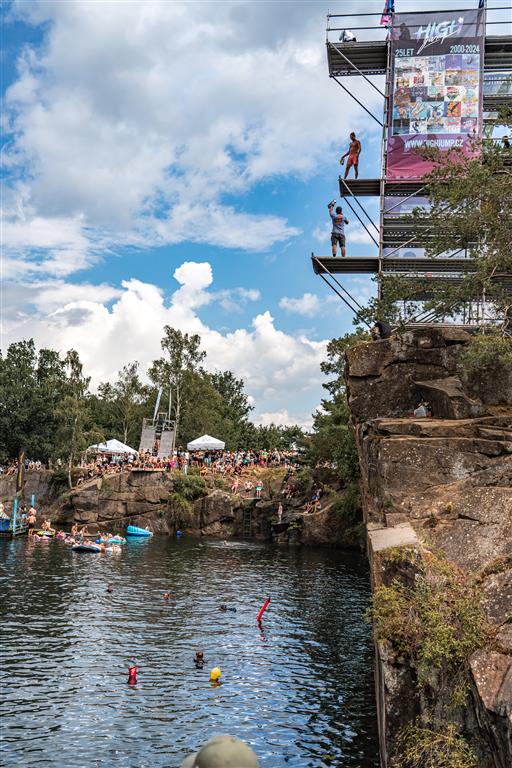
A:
88,438,138,455
186,434,225,451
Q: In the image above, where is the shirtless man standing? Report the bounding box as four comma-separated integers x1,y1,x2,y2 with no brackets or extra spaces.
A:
340,132,362,179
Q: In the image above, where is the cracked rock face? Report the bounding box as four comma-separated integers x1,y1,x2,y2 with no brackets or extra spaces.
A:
346,327,512,421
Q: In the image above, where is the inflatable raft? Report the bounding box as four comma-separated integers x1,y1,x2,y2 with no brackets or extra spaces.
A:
126,525,153,538
72,543,102,553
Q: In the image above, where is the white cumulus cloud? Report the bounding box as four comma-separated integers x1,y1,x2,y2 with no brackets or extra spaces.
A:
279,292,321,316
3,262,328,424
3,0,381,271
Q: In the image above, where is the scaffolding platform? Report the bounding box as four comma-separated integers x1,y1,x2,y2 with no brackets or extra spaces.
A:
312,256,478,276
339,178,424,198
327,36,512,77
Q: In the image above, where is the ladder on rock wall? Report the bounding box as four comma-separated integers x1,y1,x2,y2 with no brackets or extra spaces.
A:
242,508,252,538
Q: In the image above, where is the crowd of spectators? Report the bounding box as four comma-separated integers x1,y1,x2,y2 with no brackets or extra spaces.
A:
2,449,299,492
72,448,298,486
1,457,44,476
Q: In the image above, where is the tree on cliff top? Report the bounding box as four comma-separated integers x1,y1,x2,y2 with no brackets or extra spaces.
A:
56,350,102,487
95,362,149,447
309,331,368,486
148,327,206,444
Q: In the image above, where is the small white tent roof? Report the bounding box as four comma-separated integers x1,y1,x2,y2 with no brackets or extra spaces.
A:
187,434,225,451
88,438,137,455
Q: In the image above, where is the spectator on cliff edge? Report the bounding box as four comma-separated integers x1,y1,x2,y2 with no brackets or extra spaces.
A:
371,320,392,340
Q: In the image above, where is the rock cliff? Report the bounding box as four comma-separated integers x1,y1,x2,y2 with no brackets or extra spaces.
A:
346,327,512,768
10,466,352,546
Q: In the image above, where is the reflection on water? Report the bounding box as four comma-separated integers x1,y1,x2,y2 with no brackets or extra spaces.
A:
0,536,379,767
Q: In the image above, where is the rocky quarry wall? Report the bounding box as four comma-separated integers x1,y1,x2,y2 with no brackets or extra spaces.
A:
346,327,512,768
2,465,352,547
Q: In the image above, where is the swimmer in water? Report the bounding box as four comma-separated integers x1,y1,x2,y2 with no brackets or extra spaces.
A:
163,592,170,600
107,583,113,593
219,604,237,613
194,651,206,669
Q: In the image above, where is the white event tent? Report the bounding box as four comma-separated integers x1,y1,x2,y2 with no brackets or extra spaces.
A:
88,438,138,455
186,434,225,451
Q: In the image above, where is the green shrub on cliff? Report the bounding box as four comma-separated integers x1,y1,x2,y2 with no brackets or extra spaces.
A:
368,550,490,686
458,332,512,370
392,720,477,768
171,473,207,501
332,482,361,526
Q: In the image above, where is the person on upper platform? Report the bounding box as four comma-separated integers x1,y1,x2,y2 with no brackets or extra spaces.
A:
328,200,349,258
340,132,362,179
339,29,357,43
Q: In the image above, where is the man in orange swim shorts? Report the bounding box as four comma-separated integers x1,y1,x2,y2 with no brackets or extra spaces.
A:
340,132,362,179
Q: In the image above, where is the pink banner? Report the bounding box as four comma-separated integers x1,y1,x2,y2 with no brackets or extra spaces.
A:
387,9,485,179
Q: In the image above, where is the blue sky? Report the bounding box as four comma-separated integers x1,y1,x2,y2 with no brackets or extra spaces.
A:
1,0,505,426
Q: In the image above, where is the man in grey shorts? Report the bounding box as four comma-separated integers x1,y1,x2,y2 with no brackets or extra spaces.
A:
328,200,349,257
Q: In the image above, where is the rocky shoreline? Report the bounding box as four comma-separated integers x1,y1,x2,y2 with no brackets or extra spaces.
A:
0,464,361,548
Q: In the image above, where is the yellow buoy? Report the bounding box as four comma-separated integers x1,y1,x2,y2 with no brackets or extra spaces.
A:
209,666,221,682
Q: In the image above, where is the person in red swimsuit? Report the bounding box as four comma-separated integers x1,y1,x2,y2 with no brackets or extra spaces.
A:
340,132,362,179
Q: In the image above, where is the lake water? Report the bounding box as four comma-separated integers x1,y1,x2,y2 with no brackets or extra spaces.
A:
0,536,379,767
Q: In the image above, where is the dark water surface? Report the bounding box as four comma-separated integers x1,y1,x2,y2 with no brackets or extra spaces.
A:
0,536,379,767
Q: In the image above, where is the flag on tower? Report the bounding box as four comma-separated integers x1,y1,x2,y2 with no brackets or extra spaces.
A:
380,0,395,26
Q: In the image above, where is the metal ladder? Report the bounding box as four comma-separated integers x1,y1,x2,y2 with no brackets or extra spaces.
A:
242,507,252,538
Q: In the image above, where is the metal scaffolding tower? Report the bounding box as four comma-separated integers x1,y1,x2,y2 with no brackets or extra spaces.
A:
312,4,512,324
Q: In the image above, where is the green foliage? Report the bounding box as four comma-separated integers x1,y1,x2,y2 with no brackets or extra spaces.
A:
0,329,290,462
168,492,192,515
369,551,490,686
458,333,512,370
171,473,207,501
293,468,314,496
308,331,366,486
95,362,150,447
320,329,371,395
148,326,206,442
391,721,477,768
332,482,361,526
0,341,67,462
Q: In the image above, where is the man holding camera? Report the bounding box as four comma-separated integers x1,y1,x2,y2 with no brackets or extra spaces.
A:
328,200,349,257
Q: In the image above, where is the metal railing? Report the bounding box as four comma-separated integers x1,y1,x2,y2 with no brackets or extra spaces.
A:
326,4,512,43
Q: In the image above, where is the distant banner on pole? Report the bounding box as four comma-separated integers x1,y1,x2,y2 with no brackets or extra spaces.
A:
387,9,485,179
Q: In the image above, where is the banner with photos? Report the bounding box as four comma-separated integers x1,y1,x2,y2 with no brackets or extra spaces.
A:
387,9,485,179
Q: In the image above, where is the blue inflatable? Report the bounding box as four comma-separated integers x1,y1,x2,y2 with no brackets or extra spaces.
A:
126,525,153,538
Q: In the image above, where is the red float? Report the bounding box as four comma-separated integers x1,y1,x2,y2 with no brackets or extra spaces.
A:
128,664,137,685
256,597,271,623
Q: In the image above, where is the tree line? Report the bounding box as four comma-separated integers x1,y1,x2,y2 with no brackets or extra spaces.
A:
0,328,304,466
0,322,360,497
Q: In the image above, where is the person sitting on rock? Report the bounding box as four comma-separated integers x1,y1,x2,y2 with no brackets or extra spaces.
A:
371,319,392,340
